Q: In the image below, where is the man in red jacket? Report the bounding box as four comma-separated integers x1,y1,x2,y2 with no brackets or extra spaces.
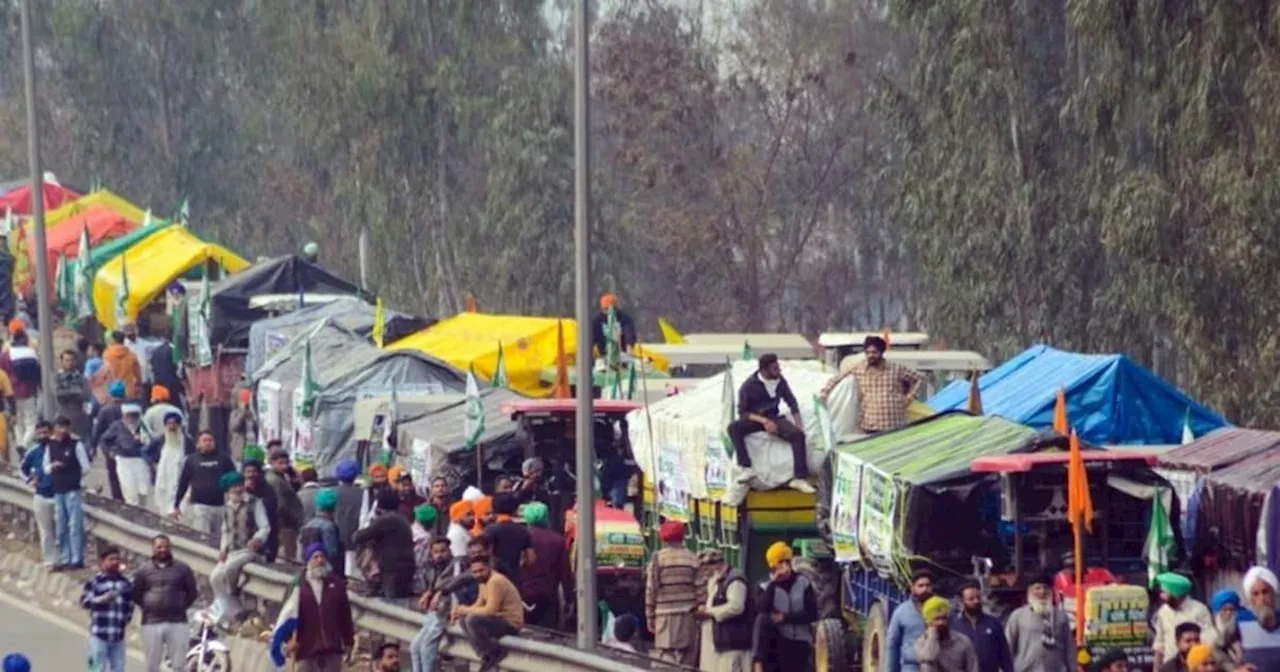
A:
290,543,355,672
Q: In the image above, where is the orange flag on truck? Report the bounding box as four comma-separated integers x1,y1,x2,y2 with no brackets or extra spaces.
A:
1053,387,1069,435
551,320,570,399
1068,429,1094,534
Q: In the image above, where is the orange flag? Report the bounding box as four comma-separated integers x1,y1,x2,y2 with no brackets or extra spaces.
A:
551,320,570,399
881,327,892,348
1053,387,1069,435
465,293,478,313
1067,429,1094,534
966,371,984,415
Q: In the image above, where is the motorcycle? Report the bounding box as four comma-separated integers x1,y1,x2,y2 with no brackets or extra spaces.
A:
185,609,232,672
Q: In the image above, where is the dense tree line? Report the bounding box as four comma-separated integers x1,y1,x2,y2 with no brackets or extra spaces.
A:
0,0,1276,425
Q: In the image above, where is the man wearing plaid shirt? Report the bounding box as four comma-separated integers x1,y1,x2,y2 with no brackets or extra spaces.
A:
824,335,924,433
80,545,135,672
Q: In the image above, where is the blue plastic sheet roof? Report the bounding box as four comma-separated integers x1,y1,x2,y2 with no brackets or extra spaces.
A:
928,345,1229,445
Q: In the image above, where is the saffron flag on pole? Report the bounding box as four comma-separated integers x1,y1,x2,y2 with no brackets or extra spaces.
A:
551,320,570,399
1067,429,1094,534
1053,386,1069,435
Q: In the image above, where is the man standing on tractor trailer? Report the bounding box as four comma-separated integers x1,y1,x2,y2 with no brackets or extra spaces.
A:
821,334,923,434
726,353,815,493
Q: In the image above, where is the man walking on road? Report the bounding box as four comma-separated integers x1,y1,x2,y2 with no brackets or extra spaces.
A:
44,415,89,570
20,420,57,568
79,545,135,672
133,534,198,672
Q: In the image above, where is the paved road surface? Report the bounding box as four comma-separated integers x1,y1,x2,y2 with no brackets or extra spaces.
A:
0,589,146,669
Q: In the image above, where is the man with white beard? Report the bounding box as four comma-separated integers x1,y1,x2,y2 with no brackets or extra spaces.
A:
1238,566,1280,669
1209,589,1245,667
1003,574,1074,672
283,544,354,672
146,413,193,518
141,385,184,439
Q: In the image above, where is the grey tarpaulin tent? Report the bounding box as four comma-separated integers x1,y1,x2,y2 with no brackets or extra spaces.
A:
392,387,527,492
245,298,428,374
251,319,466,475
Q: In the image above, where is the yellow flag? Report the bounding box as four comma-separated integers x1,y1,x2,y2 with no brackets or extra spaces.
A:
372,297,386,348
658,317,685,344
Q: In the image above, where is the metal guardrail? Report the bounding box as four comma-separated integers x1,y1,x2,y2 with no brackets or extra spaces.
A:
0,473,652,672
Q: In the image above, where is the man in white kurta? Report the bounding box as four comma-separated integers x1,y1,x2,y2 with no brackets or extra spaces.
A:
148,412,193,518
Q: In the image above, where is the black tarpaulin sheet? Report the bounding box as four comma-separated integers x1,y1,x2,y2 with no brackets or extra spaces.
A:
208,254,362,347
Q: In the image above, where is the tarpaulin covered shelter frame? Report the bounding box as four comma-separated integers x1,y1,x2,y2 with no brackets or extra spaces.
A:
93,226,249,329
929,345,1229,445
1179,436,1280,576
245,298,431,374
0,180,80,216
388,386,527,494
389,312,579,398
207,254,365,347
250,320,466,476
42,189,145,229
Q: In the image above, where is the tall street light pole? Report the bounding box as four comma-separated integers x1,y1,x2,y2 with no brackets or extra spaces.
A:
572,0,598,652
20,0,59,416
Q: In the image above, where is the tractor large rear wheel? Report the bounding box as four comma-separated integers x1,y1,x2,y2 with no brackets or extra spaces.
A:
814,617,849,672
861,601,888,672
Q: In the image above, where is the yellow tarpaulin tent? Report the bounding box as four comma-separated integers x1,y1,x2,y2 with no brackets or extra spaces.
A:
93,226,249,329
388,313,578,397
43,189,146,229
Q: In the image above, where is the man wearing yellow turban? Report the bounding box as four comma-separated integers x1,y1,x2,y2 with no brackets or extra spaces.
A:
914,596,978,672
754,542,819,671
1184,643,1217,671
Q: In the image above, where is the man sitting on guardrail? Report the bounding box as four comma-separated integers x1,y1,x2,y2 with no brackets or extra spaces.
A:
410,537,479,672
453,553,524,672
208,471,270,626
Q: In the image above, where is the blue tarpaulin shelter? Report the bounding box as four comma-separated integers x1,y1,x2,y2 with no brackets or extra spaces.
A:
928,345,1229,445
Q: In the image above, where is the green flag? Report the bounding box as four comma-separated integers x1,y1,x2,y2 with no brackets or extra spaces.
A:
114,254,130,327
1144,491,1176,587
492,341,509,388
177,198,190,226
54,251,72,313
464,365,485,448
742,340,753,361
76,223,94,318
300,338,322,416
720,357,735,458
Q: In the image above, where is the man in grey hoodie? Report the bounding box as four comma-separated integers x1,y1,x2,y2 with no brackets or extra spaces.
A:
886,569,936,672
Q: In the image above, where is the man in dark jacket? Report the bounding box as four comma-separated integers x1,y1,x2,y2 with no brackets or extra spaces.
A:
172,430,238,539
331,459,364,579
754,542,818,672
55,349,91,439
952,581,1014,672
695,549,753,671
132,534,198,672
267,446,303,562
93,381,128,501
243,458,281,562
147,340,184,412
591,293,638,359
285,544,354,672
726,353,813,493
352,489,415,599
519,502,567,629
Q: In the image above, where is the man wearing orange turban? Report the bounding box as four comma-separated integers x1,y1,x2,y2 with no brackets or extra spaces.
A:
471,496,494,536
447,500,476,561
591,293,637,360
647,520,700,666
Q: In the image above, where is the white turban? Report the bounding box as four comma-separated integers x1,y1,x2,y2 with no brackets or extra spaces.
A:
1243,566,1278,596
461,486,484,502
